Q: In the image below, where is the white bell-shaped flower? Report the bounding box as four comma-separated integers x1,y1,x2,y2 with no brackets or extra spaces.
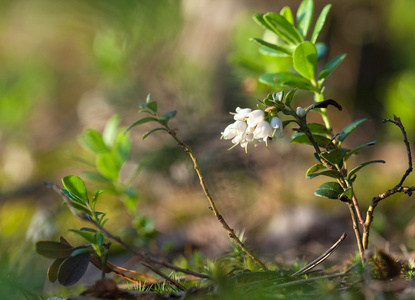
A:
246,110,265,128
234,107,252,121
222,121,247,140
253,121,272,142
271,117,283,138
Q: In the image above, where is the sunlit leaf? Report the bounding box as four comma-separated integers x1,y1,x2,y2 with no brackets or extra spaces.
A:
293,42,317,80
62,175,89,202
260,72,319,92
82,129,108,154
58,252,90,286
338,118,369,144
284,88,298,107
124,117,158,134
142,127,168,140
69,229,95,244
96,152,120,180
311,4,332,43
263,12,304,45
314,182,344,199
306,123,331,135
296,0,313,38
250,38,292,55
320,148,344,165
318,54,347,81
344,141,377,161
346,160,385,181
280,6,294,24
253,13,274,32
102,115,120,147
306,163,326,177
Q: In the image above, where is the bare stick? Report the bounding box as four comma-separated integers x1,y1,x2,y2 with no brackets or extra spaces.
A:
167,130,269,271
292,232,347,276
363,115,414,250
347,202,364,264
44,182,213,282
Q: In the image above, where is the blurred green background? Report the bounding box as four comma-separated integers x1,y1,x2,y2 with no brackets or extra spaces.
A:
1,0,415,298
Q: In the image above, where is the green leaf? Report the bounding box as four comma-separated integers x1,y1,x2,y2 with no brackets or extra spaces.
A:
142,127,168,140
315,42,327,60
307,170,340,179
62,175,89,202
284,88,298,107
102,115,120,147
138,101,157,113
61,188,84,205
291,132,332,148
36,241,74,258
280,6,294,24
293,41,317,80
346,160,385,181
81,129,108,154
124,117,158,134
146,93,151,103
113,131,131,163
250,38,292,55
296,0,313,38
314,182,344,199
253,13,274,32
91,190,103,210
96,152,120,180
69,229,95,244
338,118,369,144
81,171,110,183
57,251,90,286
70,247,91,257
306,123,331,135
318,54,346,81
311,4,332,43
259,72,319,92
48,258,65,282
306,163,326,177
340,187,353,201
159,110,177,123
320,148,344,165
344,141,377,161
263,12,304,45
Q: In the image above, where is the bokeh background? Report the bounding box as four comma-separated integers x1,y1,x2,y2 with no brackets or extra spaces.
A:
1,0,415,297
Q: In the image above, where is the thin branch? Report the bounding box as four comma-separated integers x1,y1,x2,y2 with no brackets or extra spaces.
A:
167,130,269,271
44,182,212,282
292,232,347,276
142,263,187,291
347,202,365,264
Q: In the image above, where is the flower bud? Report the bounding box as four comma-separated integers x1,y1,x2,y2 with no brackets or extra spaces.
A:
296,107,306,117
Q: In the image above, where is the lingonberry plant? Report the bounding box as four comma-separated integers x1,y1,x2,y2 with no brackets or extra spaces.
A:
35,0,415,297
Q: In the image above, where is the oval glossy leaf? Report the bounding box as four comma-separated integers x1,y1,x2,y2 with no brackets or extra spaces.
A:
346,160,385,181
264,12,304,45
296,0,313,38
280,6,294,24
48,258,65,283
293,42,317,80
96,152,120,180
318,54,347,81
62,175,89,202
36,241,74,259
314,182,344,199
311,4,332,43
291,132,332,148
338,118,369,144
306,163,326,177
58,252,90,286
124,117,158,134
82,129,107,154
250,38,292,55
344,141,377,161
260,72,319,92
307,170,340,179
143,127,168,140
320,148,344,165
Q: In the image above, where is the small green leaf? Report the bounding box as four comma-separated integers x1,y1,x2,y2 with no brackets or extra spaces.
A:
344,141,377,161
291,132,332,148
82,129,108,154
61,188,84,205
124,117,158,134
113,131,131,163
70,247,91,257
280,6,294,24
102,115,120,147
48,258,65,282
296,0,313,38
81,171,110,183
318,54,347,81
293,42,317,80
69,229,95,244
315,42,327,60
58,251,90,286
138,101,157,113
36,241,74,258
284,88,298,107
96,152,120,180
62,175,89,202
311,4,332,43
306,163,326,177
340,187,353,201
307,170,340,179
146,93,151,103
159,110,177,122
264,12,304,45
314,182,344,199
143,127,168,140
253,13,274,32
306,123,331,135
250,38,292,55
346,160,385,181
320,148,344,165
91,190,103,210
338,118,369,144
259,72,319,92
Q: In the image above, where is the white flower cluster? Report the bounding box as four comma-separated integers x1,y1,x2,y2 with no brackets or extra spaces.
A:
221,107,283,151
